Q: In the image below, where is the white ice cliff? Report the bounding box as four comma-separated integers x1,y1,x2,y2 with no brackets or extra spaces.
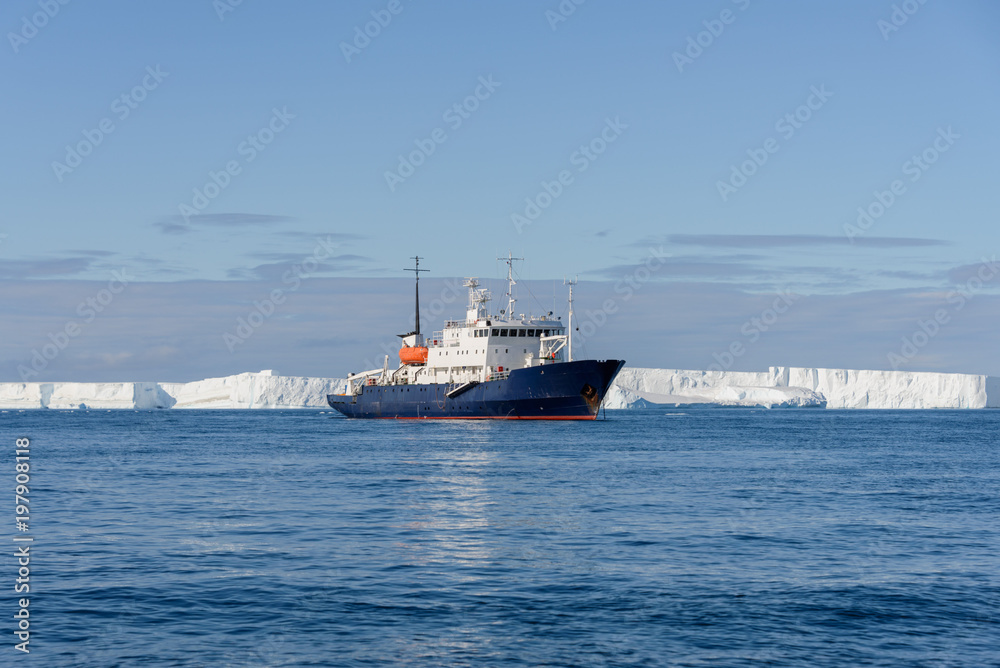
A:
0,367,997,410
604,366,1000,409
0,371,345,410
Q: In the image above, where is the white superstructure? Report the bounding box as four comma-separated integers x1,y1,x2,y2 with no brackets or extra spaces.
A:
346,255,569,393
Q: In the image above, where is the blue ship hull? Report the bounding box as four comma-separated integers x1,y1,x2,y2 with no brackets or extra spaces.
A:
327,359,624,420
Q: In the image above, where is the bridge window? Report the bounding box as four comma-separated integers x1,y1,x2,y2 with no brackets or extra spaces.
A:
500,329,508,336
518,329,526,337
492,328,498,336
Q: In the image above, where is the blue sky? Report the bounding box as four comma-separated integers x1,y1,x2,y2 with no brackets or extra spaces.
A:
2,0,999,381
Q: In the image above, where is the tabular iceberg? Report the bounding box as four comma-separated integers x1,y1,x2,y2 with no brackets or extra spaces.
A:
0,367,996,410
0,371,345,410
605,366,999,409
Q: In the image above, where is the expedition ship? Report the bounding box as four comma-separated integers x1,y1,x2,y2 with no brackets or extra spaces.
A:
327,255,624,419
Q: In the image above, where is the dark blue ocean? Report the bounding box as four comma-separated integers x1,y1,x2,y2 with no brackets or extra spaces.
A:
3,409,998,667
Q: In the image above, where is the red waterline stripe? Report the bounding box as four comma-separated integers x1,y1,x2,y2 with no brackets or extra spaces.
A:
370,415,597,421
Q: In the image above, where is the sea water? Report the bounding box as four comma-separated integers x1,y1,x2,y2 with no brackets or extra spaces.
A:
2,408,998,666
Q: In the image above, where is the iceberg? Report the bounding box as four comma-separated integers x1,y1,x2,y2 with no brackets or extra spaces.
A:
601,385,655,410
0,371,345,410
0,366,996,410
159,371,346,409
45,381,171,410
609,366,998,409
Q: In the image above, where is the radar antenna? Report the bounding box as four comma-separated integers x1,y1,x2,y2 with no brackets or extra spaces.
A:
497,251,524,319
565,276,577,362
404,256,428,336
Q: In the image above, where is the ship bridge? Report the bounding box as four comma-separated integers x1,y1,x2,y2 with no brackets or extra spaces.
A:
347,256,578,392
418,276,567,385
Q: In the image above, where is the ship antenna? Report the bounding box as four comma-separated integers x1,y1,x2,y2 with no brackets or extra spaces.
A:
497,251,524,319
405,256,428,335
564,275,577,362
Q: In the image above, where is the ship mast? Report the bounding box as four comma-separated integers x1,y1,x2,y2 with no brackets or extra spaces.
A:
404,256,427,336
565,276,577,362
497,251,523,318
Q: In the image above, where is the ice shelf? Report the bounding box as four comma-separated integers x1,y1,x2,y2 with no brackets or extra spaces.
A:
0,372,345,410
0,367,997,410
604,366,999,409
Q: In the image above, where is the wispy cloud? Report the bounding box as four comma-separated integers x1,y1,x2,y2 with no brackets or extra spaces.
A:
66,249,117,257
154,219,190,235
587,258,762,280
0,257,95,279
948,259,1000,285
154,213,294,234
658,234,950,249
586,254,862,288
875,269,945,281
278,231,366,243
245,251,370,263
227,254,373,281
123,255,196,277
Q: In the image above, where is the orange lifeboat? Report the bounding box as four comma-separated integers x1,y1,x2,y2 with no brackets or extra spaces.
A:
399,346,428,365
